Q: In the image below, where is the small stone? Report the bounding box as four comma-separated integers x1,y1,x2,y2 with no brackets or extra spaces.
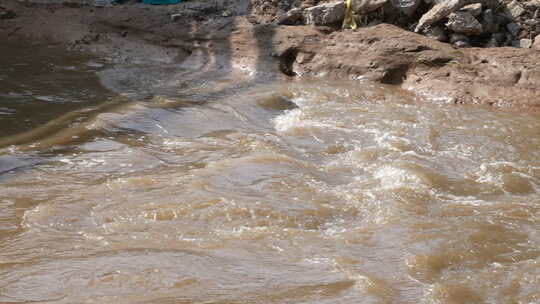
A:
221,10,233,17
524,19,538,27
460,3,482,17
424,25,447,42
454,40,470,48
505,0,525,19
446,12,483,35
513,38,533,48
449,33,469,44
303,1,345,26
170,14,182,22
506,22,520,37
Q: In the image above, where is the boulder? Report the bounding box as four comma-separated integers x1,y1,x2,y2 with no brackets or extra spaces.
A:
303,1,345,26
446,12,483,35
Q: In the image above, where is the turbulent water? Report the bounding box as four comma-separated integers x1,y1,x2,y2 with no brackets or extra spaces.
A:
1,44,539,304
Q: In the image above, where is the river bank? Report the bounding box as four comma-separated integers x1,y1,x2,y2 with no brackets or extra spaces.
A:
1,0,540,110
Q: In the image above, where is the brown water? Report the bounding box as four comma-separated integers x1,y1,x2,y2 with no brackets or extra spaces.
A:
0,45,539,304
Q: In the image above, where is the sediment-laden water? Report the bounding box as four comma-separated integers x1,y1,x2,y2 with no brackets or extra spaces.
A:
1,44,539,304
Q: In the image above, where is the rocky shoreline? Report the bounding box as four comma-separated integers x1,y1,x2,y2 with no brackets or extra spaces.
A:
1,0,540,110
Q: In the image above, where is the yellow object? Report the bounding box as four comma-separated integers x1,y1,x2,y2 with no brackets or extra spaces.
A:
343,0,357,30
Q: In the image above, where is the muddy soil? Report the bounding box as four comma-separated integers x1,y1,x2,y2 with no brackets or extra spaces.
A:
1,0,540,110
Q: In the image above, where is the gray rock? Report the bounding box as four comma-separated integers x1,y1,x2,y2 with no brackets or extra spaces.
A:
450,33,469,43
303,1,345,26
454,40,470,48
460,3,482,17
352,0,388,13
277,7,303,25
522,39,533,48
481,9,498,33
512,39,533,49
446,12,483,35
506,22,521,37
415,0,484,33
170,14,182,22
504,0,525,19
512,38,533,48
424,25,448,42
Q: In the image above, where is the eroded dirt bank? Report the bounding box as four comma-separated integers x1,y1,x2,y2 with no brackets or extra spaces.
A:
1,0,540,109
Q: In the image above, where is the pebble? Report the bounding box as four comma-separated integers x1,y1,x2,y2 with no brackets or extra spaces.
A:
514,38,532,49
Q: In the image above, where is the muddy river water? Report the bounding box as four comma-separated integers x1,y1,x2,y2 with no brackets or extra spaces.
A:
1,44,539,304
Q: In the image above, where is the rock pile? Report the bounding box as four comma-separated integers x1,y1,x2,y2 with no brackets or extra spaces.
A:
415,0,540,48
272,0,540,49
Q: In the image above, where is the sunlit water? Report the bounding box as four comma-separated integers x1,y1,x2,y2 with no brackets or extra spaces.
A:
1,44,539,304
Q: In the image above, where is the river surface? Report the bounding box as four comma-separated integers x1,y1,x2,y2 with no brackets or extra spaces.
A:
0,44,539,304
